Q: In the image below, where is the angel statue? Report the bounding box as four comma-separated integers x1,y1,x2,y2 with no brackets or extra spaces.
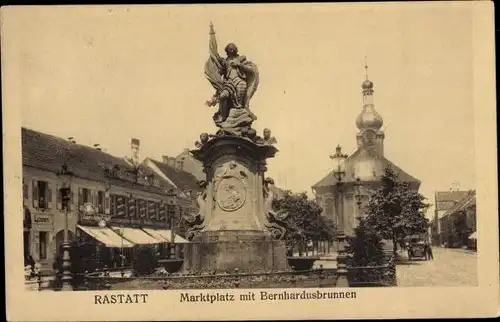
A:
262,177,289,240
182,180,208,240
204,23,259,136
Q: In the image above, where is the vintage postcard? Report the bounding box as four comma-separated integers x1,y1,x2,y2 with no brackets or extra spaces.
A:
2,2,498,321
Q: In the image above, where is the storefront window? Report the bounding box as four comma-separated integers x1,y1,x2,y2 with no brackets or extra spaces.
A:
39,231,48,260
97,191,105,214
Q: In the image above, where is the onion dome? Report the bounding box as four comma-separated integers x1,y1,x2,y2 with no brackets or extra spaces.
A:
357,60,383,130
356,103,383,130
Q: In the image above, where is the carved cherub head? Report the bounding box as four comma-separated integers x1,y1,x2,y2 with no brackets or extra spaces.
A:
263,128,271,140
200,132,209,144
264,177,275,186
246,128,257,140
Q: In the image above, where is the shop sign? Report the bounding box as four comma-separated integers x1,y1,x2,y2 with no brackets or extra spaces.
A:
33,214,52,225
79,203,111,224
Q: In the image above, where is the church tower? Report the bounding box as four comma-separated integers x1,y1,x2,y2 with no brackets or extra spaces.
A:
312,60,420,237
355,62,385,156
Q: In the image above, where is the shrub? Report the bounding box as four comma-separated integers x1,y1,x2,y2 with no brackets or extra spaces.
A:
346,219,394,286
346,219,385,267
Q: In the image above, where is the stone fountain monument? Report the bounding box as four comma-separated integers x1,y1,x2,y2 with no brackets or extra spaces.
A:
182,24,289,273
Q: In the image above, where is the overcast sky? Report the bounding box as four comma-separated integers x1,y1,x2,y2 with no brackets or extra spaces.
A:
9,4,476,218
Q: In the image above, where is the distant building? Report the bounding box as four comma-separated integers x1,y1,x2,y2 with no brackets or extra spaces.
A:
432,190,471,246
437,190,476,249
142,157,202,199
160,149,205,182
22,128,192,273
312,67,420,237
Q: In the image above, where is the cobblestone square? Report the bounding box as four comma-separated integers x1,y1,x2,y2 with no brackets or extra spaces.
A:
396,247,477,287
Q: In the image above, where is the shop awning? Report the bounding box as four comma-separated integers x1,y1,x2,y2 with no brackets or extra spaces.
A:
77,225,134,248
110,226,164,245
155,229,190,243
468,231,477,240
142,228,169,242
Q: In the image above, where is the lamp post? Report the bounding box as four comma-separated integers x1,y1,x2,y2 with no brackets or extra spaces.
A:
330,145,349,287
57,163,74,291
166,189,177,258
354,177,362,220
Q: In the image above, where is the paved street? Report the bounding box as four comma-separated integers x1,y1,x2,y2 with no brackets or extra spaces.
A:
396,247,477,287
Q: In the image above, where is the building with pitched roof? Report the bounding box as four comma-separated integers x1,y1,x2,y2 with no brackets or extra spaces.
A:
312,66,420,237
436,190,476,249
431,190,471,246
22,128,192,273
160,149,206,182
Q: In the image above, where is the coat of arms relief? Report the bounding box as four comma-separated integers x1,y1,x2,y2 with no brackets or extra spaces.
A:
213,161,248,212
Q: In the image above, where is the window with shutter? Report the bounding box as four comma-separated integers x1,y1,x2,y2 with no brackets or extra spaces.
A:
36,181,48,209
97,191,105,214
104,191,111,215
23,180,28,201
78,188,83,211
56,184,62,210
70,190,75,211
32,180,38,208
46,183,52,209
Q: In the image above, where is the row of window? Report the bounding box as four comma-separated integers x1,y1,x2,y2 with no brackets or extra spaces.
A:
109,194,177,221
23,179,196,221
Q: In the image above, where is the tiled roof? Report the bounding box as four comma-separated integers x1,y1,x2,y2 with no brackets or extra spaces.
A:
435,191,471,202
148,158,201,192
22,127,166,195
312,147,420,188
442,190,476,218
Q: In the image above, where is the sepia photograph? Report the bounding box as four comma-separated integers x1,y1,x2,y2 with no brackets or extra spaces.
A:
2,2,498,321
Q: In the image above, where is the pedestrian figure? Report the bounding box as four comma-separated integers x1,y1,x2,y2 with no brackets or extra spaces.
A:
426,244,434,260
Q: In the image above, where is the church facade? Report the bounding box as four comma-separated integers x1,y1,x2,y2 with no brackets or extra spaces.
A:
312,69,421,237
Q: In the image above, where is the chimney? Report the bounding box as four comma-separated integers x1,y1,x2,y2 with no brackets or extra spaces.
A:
130,138,140,166
161,155,177,167
176,157,185,170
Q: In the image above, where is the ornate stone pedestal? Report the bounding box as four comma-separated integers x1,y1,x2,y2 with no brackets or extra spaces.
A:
183,135,288,273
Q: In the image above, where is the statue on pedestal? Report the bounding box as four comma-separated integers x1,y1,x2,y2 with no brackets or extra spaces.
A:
182,25,289,273
204,23,259,136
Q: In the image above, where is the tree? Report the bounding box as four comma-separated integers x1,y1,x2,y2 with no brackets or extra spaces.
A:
363,166,430,257
273,191,336,252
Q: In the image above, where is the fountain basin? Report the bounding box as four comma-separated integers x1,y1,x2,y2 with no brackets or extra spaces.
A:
158,259,184,273
287,257,319,271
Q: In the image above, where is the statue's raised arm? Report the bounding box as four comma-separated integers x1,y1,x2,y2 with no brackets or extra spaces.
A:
203,23,260,136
